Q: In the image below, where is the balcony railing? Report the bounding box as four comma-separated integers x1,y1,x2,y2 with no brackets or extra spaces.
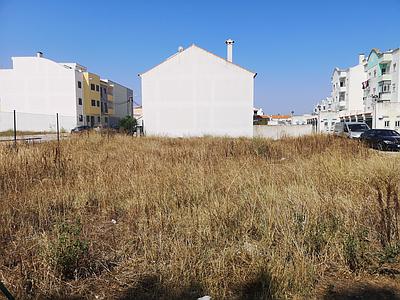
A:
379,92,391,101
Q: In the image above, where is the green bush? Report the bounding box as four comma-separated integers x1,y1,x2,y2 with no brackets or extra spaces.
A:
118,116,137,132
50,221,89,279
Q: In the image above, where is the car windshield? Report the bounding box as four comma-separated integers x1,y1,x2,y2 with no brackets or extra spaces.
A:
348,124,369,131
374,130,400,137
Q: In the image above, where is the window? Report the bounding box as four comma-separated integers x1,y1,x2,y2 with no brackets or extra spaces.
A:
91,100,96,106
394,63,397,72
393,84,396,92
96,85,99,92
384,121,390,128
97,101,100,107
86,116,90,123
379,81,391,93
105,117,108,123
91,84,95,90
78,98,82,105
340,81,345,87
97,116,101,122
78,81,82,88
79,115,83,122
374,70,377,77
395,121,400,127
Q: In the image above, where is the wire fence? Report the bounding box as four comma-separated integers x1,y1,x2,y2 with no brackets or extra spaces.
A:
0,110,74,145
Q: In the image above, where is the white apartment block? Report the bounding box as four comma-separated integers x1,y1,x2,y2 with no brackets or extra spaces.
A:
309,49,400,132
0,52,133,131
0,52,83,131
363,48,400,129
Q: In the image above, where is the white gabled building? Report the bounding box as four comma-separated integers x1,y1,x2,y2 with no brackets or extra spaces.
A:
139,40,257,137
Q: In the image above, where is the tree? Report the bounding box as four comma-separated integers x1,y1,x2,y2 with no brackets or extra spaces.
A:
118,116,137,133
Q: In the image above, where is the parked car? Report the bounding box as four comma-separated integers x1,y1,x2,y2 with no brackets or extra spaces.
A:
71,125,91,134
333,122,370,139
360,129,400,151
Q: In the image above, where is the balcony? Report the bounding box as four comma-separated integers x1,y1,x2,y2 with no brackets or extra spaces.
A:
379,74,391,82
379,92,391,101
380,53,392,63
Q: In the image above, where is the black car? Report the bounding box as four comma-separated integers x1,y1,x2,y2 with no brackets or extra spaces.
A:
71,125,91,134
360,129,400,151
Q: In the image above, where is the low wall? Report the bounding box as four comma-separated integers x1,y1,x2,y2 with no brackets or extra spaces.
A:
253,124,313,139
0,111,76,132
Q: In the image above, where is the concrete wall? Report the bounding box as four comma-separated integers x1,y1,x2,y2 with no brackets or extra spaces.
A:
0,111,75,132
253,125,313,139
141,45,255,137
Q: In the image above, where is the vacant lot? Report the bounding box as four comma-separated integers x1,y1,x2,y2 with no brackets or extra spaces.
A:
1,134,400,299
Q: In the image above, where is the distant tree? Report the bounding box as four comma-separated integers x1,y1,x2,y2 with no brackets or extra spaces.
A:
119,116,137,133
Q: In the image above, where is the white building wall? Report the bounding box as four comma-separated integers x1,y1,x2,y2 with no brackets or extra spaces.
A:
141,45,255,137
0,56,78,130
347,63,366,112
112,81,133,119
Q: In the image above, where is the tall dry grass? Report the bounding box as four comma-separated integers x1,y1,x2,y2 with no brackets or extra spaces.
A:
0,134,400,299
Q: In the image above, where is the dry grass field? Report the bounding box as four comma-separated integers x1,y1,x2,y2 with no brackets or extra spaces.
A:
1,134,400,299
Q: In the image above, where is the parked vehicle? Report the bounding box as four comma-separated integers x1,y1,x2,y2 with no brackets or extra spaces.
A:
333,122,370,139
71,125,91,134
360,129,400,151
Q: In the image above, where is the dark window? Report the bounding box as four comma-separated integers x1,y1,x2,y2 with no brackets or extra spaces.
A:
91,84,95,90
96,85,99,92
78,98,82,105
91,100,96,106
347,124,369,131
97,101,100,107
97,116,101,122
79,115,83,122
86,116,90,123
105,117,108,123
78,81,82,88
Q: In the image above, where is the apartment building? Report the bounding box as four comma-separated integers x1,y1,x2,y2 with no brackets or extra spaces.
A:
363,48,400,129
0,53,133,131
309,50,400,132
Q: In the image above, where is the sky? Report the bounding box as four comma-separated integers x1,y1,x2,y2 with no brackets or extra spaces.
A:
0,0,399,115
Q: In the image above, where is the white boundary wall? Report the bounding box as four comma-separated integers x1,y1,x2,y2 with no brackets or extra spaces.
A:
0,111,75,132
253,125,313,139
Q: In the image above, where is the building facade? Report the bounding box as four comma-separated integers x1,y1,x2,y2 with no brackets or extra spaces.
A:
140,41,256,137
310,49,400,132
0,52,133,131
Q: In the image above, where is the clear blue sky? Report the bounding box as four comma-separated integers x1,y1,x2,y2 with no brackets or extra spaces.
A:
1,0,399,114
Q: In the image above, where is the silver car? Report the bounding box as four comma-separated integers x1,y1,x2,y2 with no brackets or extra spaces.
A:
333,122,370,139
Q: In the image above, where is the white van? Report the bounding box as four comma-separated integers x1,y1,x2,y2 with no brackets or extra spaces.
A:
333,122,370,139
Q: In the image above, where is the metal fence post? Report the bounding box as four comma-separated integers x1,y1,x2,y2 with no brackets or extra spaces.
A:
56,113,60,143
13,110,17,147
0,281,15,300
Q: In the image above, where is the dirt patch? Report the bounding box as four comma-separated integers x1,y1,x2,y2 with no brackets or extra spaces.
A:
320,277,400,300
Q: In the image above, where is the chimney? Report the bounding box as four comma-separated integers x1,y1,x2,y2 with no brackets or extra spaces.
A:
225,39,234,62
36,51,43,58
358,53,365,64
